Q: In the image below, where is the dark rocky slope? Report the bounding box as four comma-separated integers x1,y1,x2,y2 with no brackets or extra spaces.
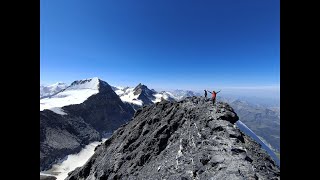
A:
40,175,57,180
66,96,280,180
40,79,135,171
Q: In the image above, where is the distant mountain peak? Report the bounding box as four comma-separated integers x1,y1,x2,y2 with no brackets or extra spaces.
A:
133,83,149,91
133,83,153,96
68,77,102,90
46,82,66,87
114,83,178,109
70,77,98,84
40,77,134,172
40,77,113,111
40,82,68,99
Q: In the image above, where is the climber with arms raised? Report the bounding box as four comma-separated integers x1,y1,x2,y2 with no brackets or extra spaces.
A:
207,90,221,105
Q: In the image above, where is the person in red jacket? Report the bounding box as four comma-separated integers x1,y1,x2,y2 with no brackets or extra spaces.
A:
207,90,221,105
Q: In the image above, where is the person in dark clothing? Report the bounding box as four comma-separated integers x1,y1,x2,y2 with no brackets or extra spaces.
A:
208,90,221,105
204,90,207,98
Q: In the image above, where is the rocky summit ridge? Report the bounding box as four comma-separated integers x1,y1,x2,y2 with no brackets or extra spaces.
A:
66,96,280,180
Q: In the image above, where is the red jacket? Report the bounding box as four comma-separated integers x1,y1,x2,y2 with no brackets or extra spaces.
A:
212,91,216,99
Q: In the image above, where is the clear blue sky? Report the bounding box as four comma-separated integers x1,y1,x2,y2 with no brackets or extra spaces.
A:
40,0,279,92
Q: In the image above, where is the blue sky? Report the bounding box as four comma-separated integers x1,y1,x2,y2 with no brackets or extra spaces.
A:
40,0,279,95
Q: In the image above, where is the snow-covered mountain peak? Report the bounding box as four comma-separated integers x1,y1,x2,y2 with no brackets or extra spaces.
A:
68,77,101,90
133,83,149,92
114,83,178,107
40,77,105,112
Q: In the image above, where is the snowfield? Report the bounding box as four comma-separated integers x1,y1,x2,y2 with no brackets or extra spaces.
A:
40,89,99,111
47,107,67,115
40,77,100,112
40,138,108,180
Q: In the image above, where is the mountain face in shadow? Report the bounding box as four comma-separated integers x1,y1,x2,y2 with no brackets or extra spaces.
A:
40,78,135,171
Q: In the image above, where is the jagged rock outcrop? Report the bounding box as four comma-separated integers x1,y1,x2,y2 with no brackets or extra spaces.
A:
66,96,280,180
40,78,135,171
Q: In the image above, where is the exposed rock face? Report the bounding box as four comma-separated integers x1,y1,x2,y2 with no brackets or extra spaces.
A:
40,79,135,171
40,110,100,171
40,175,57,180
66,97,280,180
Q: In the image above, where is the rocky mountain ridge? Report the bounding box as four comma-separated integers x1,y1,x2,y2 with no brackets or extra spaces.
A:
66,96,280,180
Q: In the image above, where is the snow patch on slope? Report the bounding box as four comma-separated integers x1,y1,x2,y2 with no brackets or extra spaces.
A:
48,107,67,115
153,93,164,103
152,92,173,103
115,87,143,106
